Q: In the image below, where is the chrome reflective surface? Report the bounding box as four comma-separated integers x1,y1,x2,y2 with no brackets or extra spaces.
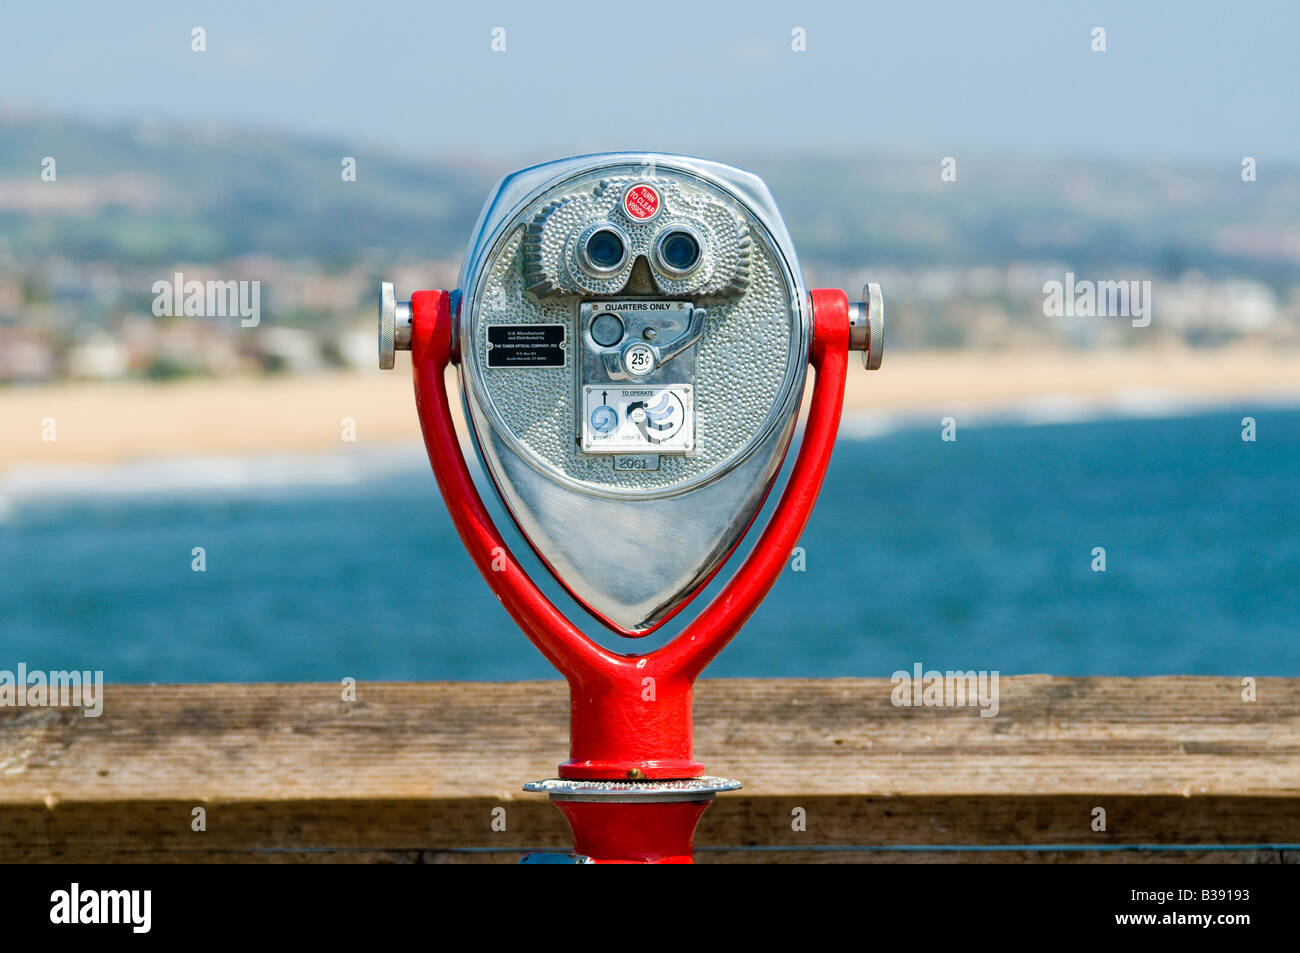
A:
377,280,411,370
476,404,799,631
524,776,742,803
848,281,884,371
455,154,812,634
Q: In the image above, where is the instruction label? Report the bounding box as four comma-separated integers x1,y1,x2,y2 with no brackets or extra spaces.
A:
582,384,693,453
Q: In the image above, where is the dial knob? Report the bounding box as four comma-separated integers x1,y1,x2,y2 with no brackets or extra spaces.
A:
848,282,884,370
378,281,413,370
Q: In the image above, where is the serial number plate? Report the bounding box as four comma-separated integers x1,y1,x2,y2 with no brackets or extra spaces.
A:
614,454,660,472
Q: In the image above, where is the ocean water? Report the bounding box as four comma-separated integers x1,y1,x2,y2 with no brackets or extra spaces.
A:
1,405,1297,683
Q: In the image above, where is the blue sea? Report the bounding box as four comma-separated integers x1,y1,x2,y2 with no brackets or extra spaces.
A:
2,404,1297,683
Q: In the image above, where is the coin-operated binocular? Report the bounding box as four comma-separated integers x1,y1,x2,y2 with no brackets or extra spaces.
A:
380,153,882,863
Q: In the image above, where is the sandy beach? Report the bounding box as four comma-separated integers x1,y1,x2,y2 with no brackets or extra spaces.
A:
2,347,1298,471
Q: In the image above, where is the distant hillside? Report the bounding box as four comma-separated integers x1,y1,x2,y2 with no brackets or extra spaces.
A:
0,114,495,267
753,153,1300,286
2,113,1299,286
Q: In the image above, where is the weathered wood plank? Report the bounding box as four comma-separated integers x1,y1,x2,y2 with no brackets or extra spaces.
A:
1,677,1295,861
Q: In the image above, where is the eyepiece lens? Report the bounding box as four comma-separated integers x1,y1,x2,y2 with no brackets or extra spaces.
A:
585,228,626,271
660,230,700,273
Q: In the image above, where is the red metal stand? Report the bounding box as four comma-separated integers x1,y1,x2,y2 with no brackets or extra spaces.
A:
409,288,850,861
555,799,711,864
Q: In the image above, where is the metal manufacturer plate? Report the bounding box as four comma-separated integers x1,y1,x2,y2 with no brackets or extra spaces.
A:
486,324,566,367
582,384,693,453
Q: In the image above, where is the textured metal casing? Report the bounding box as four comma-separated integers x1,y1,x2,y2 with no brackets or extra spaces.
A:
454,154,811,634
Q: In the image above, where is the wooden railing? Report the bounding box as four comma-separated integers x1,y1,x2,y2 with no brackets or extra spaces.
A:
1,677,1296,862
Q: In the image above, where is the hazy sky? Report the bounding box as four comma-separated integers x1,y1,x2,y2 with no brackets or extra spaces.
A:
3,0,1297,162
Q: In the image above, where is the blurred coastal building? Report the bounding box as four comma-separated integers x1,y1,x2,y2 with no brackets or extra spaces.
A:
0,258,1296,384
0,257,460,382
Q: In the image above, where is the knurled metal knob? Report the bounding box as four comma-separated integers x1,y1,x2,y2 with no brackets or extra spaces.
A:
378,281,412,370
848,282,884,370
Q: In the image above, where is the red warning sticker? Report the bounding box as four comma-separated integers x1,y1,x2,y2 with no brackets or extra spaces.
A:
623,183,661,221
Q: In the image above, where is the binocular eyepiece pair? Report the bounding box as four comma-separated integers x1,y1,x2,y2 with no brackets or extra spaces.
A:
578,221,702,278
